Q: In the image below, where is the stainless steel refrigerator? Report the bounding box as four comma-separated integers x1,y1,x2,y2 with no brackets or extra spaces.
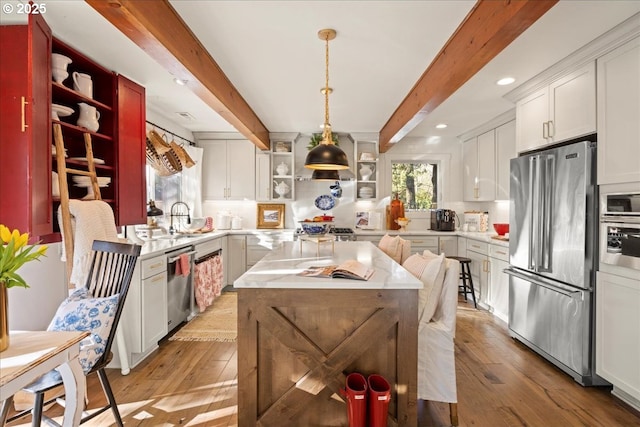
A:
506,139,607,386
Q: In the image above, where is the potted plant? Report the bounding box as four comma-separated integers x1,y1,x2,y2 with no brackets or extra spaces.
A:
0,224,48,351
307,132,339,150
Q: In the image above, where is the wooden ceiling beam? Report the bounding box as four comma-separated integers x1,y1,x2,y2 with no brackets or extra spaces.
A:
378,0,558,153
86,0,270,150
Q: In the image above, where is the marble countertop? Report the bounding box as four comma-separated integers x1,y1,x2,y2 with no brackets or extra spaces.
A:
128,228,509,259
234,241,423,290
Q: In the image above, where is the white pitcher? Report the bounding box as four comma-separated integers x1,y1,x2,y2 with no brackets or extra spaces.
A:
77,103,100,133
51,53,72,84
72,72,93,98
359,164,375,181
273,180,290,198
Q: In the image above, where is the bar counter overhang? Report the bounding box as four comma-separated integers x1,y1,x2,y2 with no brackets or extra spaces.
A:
234,241,422,427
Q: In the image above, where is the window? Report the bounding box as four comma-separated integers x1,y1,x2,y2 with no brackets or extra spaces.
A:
146,165,181,214
391,162,438,210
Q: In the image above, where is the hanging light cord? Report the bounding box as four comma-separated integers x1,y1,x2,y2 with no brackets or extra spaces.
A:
322,32,332,145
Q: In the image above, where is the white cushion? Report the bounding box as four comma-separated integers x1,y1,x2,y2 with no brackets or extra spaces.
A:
399,237,412,265
47,291,119,372
402,250,446,323
378,234,403,264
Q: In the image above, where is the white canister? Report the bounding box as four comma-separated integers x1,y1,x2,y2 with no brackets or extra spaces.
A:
231,216,243,230
216,212,231,230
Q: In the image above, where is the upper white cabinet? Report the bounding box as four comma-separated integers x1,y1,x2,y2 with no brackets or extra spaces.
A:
515,62,596,153
495,120,516,200
462,116,515,202
199,139,256,201
271,138,295,201
355,139,378,200
597,36,640,185
255,150,271,201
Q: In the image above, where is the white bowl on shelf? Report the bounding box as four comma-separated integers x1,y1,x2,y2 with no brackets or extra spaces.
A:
51,103,74,120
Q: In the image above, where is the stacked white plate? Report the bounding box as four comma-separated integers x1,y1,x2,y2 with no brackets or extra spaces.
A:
358,186,374,198
71,176,111,187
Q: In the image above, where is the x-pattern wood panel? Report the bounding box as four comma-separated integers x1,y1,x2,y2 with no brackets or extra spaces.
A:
238,288,418,427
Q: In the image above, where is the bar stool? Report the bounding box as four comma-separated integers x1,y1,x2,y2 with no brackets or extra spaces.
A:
446,256,477,308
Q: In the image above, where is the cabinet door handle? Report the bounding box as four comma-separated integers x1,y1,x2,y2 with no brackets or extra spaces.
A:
495,250,508,256
542,121,548,139
149,261,163,269
474,187,479,199
548,120,554,138
150,274,165,283
21,96,29,132
483,260,490,272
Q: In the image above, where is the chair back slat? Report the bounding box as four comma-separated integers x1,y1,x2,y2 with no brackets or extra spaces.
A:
83,240,141,367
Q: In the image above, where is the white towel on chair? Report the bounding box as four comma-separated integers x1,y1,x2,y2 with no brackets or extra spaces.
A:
58,200,119,287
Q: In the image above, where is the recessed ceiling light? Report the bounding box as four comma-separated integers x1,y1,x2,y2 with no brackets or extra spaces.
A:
173,77,187,86
496,77,515,86
435,123,447,129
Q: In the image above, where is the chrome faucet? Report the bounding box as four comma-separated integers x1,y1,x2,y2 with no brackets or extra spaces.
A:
169,201,191,234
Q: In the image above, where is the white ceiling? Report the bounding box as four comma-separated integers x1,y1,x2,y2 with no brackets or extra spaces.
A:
2,1,639,144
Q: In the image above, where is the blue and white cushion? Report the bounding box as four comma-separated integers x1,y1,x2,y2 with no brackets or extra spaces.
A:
47,290,119,373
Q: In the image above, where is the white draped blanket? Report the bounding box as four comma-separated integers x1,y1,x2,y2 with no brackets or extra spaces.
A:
58,200,119,287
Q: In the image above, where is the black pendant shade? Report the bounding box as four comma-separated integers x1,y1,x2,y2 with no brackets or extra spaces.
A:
147,200,163,217
311,169,340,181
304,143,349,170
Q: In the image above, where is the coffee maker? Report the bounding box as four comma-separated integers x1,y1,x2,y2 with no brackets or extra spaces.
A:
430,209,456,231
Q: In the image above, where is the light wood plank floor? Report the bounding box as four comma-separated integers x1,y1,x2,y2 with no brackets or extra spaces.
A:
7,298,640,426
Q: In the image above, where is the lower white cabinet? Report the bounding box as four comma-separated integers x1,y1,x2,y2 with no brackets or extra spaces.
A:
227,235,246,285
438,236,458,257
114,253,168,370
488,244,510,323
596,270,640,406
246,232,294,270
466,239,489,309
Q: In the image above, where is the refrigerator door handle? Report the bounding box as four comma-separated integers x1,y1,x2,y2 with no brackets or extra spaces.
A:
505,268,583,299
528,156,537,271
540,155,554,271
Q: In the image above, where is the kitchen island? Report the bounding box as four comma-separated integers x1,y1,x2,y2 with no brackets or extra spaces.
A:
234,240,422,427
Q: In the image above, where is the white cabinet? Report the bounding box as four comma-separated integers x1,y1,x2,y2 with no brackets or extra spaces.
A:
495,120,516,201
200,139,256,200
227,234,246,286
516,62,596,153
355,139,378,200
597,36,640,185
466,239,489,309
271,138,295,201
255,150,271,201
463,120,515,202
116,253,167,370
438,235,458,257
596,270,640,405
488,244,510,323
246,232,294,269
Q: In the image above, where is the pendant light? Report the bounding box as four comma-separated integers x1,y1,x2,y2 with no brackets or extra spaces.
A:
305,28,349,171
311,169,340,181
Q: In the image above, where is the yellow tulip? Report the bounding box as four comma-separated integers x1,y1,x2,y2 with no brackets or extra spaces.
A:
15,232,28,250
37,245,48,254
0,225,10,243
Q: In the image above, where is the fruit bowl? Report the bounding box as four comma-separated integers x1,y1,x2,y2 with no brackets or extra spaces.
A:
493,223,509,236
299,221,333,235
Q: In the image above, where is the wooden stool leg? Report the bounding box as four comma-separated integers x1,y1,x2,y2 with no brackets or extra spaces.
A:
450,402,459,426
464,263,478,308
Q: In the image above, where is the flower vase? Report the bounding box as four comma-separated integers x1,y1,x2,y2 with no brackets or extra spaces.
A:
0,282,8,352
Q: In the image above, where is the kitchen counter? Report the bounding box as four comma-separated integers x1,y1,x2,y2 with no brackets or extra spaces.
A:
355,229,510,247
235,240,419,426
235,241,422,289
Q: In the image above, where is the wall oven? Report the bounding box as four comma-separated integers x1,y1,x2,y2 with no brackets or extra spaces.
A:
600,193,640,271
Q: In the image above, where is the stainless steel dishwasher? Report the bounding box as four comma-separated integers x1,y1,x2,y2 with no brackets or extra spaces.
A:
166,246,196,333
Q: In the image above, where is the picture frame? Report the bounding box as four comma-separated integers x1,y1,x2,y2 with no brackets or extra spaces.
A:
257,203,285,229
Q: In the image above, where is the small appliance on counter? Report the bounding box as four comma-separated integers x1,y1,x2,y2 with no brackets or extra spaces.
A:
464,211,489,232
430,209,456,231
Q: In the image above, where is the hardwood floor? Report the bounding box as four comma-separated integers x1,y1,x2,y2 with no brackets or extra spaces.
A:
7,298,640,426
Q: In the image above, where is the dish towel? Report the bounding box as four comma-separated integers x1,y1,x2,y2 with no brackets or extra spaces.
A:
58,200,119,288
194,254,223,312
175,253,191,277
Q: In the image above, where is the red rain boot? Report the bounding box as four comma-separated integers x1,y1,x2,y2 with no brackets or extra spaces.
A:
340,372,367,427
368,374,391,427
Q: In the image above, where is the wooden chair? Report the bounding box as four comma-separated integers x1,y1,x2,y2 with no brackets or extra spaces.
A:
3,240,141,427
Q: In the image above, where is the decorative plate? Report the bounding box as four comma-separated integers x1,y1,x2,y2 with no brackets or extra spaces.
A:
314,194,335,211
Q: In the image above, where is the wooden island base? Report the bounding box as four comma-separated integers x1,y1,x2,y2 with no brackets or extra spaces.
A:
237,288,418,427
